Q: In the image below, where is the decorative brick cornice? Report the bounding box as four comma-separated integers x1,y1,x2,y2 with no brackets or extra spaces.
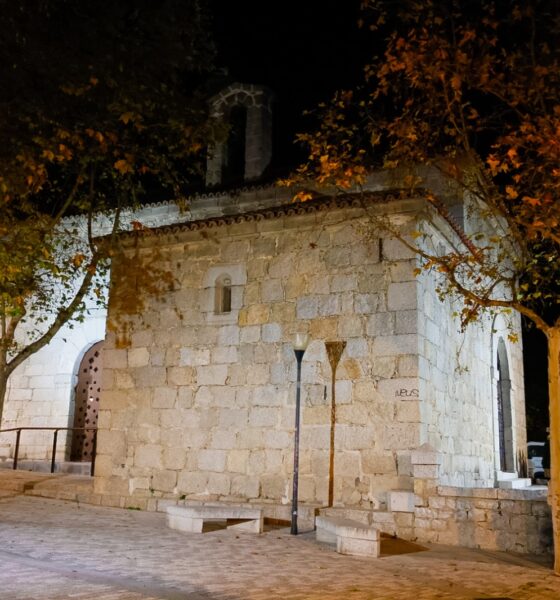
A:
118,189,415,240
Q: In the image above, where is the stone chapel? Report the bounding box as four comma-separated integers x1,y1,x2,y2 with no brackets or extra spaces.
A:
2,83,549,554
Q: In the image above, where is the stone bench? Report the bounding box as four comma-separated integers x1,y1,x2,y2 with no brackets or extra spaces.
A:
315,516,380,557
166,504,264,534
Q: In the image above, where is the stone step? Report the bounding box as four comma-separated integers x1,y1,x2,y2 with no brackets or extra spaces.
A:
0,460,92,475
497,478,532,489
0,470,93,501
318,506,397,536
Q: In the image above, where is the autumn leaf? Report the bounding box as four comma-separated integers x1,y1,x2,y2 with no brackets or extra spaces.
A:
120,112,135,125
522,196,541,207
72,253,86,268
114,159,133,174
505,186,518,199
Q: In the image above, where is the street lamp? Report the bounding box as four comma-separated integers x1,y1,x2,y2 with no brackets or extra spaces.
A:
291,332,309,535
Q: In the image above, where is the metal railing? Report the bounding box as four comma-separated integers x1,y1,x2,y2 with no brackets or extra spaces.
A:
0,427,98,476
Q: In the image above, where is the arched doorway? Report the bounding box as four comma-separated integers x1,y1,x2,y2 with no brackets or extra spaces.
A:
496,338,514,472
70,341,103,462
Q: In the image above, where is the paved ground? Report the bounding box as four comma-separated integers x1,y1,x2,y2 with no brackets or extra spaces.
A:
0,492,559,600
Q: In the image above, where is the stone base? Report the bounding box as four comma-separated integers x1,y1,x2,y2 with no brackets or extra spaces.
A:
316,516,380,557
166,504,264,534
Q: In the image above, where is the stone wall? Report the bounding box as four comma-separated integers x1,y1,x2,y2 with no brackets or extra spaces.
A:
95,205,425,506
0,310,106,462
94,199,511,508
416,221,526,487
414,485,552,554
323,444,551,556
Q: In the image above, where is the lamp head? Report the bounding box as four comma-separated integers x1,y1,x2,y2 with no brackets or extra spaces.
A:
293,333,310,351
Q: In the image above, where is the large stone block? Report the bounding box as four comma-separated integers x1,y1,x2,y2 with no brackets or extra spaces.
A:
153,387,177,409
388,282,417,311
396,401,421,423
245,304,270,325
240,325,261,343
270,302,296,323
207,472,231,496
167,366,196,386
227,449,250,473
397,355,418,377
388,490,416,512
249,407,278,427
296,296,319,319
218,408,249,428
231,474,260,498
248,450,267,474
209,430,237,450
132,366,166,388
395,310,418,334
134,444,162,469
372,334,417,356
218,325,241,345
197,449,227,472
318,294,341,317
337,316,363,337
179,347,210,366
264,430,291,449
261,279,284,302
330,274,357,293
253,383,284,404
262,323,282,343
162,448,186,470
98,429,127,458
104,349,128,369
177,471,208,494
211,346,238,364
260,475,286,500
128,347,150,368
152,469,178,493
309,317,338,340
361,452,397,475
177,386,194,409
196,365,228,386
382,237,415,261
338,426,376,451
325,246,352,268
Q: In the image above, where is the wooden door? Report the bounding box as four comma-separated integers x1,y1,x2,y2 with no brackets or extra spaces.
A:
70,342,103,461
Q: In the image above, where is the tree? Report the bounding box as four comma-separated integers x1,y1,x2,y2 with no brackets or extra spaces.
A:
0,0,216,423
291,0,560,572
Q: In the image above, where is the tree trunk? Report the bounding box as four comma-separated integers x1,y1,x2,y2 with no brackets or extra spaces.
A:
0,361,7,427
0,377,6,427
547,326,560,574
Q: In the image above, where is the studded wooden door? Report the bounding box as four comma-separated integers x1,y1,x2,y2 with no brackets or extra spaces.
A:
70,342,103,462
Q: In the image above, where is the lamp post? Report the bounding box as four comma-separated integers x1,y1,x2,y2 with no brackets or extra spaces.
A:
291,332,309,535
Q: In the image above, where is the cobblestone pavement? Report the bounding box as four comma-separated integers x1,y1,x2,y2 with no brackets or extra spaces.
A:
0,494,559,600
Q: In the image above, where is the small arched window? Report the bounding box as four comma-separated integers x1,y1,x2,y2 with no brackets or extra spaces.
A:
215,275,232,314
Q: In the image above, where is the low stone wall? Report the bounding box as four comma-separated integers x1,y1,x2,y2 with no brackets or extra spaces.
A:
406,444,553,555
413,485,552,555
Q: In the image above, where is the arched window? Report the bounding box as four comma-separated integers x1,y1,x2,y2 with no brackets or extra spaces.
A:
496,338,514,472
215,275,232,314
